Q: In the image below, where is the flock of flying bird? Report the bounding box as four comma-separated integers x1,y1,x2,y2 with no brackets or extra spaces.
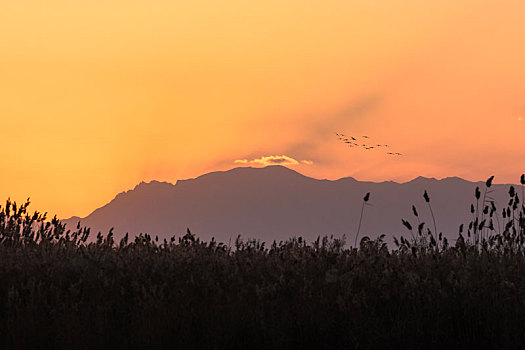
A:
336,133,403,156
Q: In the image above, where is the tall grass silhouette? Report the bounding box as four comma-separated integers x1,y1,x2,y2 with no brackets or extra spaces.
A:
0,175,524,349
354,192,370,247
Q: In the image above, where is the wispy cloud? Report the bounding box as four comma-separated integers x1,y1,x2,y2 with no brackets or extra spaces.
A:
235,155,313,166
284,94,383,165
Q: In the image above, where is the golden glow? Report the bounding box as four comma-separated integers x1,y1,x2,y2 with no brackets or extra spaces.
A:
235,155,310,166
1,1,525,217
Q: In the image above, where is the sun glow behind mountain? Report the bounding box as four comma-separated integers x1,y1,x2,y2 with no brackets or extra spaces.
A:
234,155,313,166
1,0,525,217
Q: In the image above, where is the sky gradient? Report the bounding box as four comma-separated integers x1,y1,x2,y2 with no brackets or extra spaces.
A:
1,0,524,218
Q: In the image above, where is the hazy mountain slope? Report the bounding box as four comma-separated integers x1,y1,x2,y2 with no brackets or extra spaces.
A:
63,166,517,244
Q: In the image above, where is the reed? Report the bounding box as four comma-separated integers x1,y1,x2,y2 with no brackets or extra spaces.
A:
0,177,524,349
354,192,370,247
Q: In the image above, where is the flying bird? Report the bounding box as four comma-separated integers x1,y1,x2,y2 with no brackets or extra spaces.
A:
336,132,405,157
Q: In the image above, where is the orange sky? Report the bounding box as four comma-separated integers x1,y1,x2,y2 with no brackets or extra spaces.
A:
1,0,525,218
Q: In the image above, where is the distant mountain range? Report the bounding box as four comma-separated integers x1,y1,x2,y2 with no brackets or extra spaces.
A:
63,165,520,245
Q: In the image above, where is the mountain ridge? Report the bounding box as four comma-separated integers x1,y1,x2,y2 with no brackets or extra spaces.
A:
62,165,519,244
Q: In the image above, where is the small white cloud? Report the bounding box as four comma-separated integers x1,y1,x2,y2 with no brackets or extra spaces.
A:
234,155,313,166
252,155,298,166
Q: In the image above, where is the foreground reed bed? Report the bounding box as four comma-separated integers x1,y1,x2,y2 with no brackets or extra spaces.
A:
0,175,524,349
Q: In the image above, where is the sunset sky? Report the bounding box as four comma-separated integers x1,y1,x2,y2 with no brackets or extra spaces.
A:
1,0,525,218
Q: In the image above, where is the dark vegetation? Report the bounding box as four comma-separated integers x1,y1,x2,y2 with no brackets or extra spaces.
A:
0,176,524,349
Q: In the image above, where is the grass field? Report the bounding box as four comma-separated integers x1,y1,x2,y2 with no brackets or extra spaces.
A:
0,177,524,349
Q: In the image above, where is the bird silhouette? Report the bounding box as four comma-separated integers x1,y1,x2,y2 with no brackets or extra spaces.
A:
336,132,405,157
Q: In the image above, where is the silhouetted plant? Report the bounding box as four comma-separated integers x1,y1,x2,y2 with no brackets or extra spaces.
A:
354,192,370,247
0,183,525,350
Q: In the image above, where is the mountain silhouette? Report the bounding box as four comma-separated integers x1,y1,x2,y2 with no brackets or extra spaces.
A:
63,165,518,245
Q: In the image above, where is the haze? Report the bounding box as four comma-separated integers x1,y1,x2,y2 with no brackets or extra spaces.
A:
1,0,524,218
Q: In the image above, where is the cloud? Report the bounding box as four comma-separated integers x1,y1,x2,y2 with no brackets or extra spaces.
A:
235,155,313,166
284,94,383,165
